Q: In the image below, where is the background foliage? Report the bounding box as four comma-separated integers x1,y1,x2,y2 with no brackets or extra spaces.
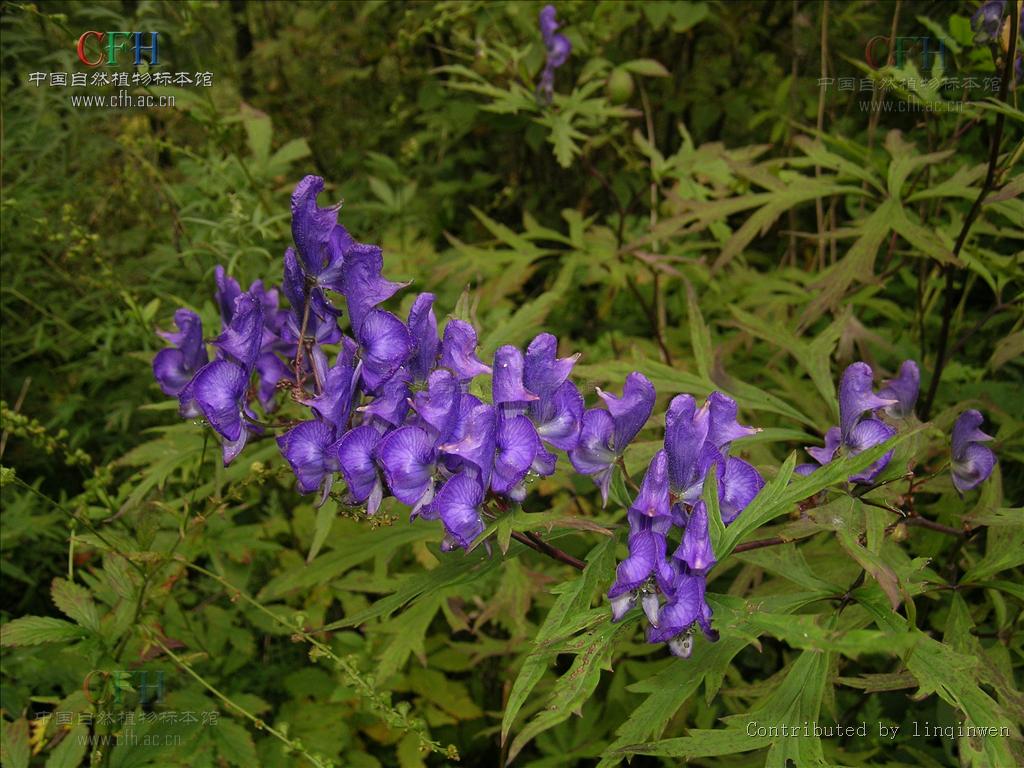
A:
1,1,1022,767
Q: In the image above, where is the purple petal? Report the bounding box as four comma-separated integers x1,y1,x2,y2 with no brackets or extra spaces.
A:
192,360,248,442
569,408,615,477
677,501,716,574
952,443,996,493
214,266,241,329
215,293,264,371
357,309,412,387
411,369,462,442
336,425,383,502
598,372,655,452
807,426,842,466
157,309,207,371
647,573,705,644
608,529,667,598
439,320,492,381
846,418,895,484
493,345,539,405
432,473,485,550
664,394,710,493
523,333,578,401
276,420,339,495
359,368,412,428
838,362,896,441
539,4,560,39
719,457,764,525
492,415,541,495
439,402,496,486
376,426,436,505
299,351,359,432
531,379,583,450
290,175,339,275
629,450,671,520
341,243,407,335
706,392,757,451
407,293,440,382
951,409,994,462
877,360,919,419
154,348,195,397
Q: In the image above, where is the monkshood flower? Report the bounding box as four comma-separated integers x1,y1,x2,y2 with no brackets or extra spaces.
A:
951,410,996,493
877,360,919,419
153,309,208,396
537,5,571,104
570,372,655,504
972,0,1006,44
276,419,341,504
800,362,897,483
647,572,716,658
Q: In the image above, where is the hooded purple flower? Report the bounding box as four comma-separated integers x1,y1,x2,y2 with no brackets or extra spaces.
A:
281,248,343,352
677,500,716,575
877,360,919,419
647,573,716,657
430,472,486,551
290,175,344,282
299,341,360,432
846,418,896,484
356,308,412,391
215,293,264,372
608,452,674,623
524,333,583,450
972,0,1006,43
951,410,996,493
411,369,462,442
376,425,437,513
190,359,251,465
706,392,758,449
839,362,897,442
154,309,208,396
439,319,492,383
492,345,540,409
537,5,572,104
337,424,384,515
569,372,655,503
341,243,406,336
214,266,241,329
439,401,497,487
407,293,440,382
359,367,412,429
492,415,542,499
718,457,765,525
277,419,340,503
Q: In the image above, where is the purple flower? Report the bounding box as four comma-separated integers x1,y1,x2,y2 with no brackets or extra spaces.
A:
190,359,251,465
877,360,919,419
492,345,539,408
846,418,896,484
281,248,342,351
290,175,343,280
439,401,497,487
523,333,583,450
214,266,241,329
341,243,406,336
706,392,758,450
537,5,572,104
951,410,996,493
356,308,412,391
677,500,716,574
299,341,360,432
719,457,765,525
647,573,716,657
570,372,655,503
214,292,264,371
153,309,208,396
430,473,486,551
407,293,440,382
492,415,542,499
972,0,1006,43
439,320,491,383
411,369,462,442
608,514,674,623
630,450,671,520
838,362,896,442
376,425,437,513
337,425,384,515
358,367,411,428
664,394,710,496
276,419,340,502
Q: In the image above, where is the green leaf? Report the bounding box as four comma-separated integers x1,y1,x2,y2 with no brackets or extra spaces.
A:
1,718,30,768
213,720,258,767
306,502,338,564
376,592,444,680
501,537,615,747
621,58,670,77
686,283,713,382
45,724,88,768
0,616,87,646
51,577,101,633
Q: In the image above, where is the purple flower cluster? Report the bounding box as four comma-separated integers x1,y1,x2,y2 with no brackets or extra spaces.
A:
797,360,996,492
537,4,571,104
606,393,765,657
154,175,610,552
